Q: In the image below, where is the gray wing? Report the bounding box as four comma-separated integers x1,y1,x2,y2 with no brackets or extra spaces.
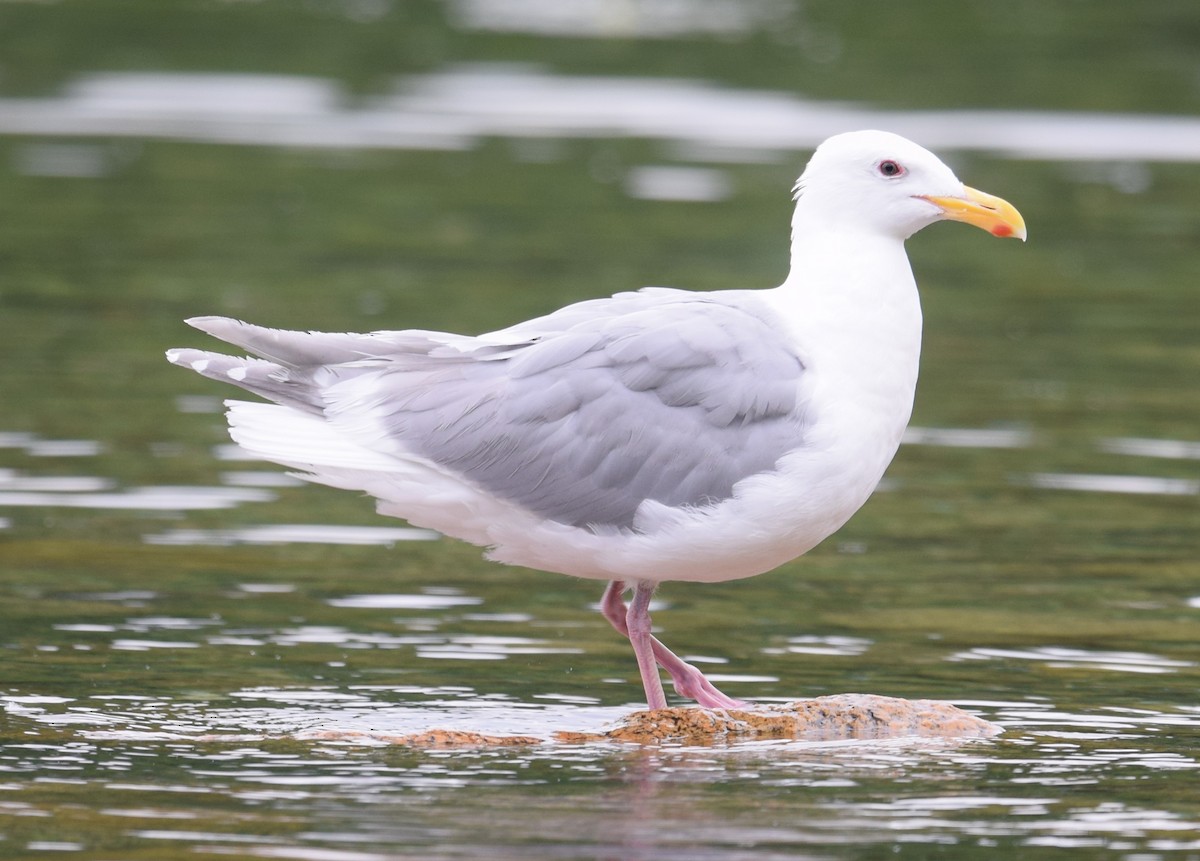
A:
321,290,810,529
169,288,810,531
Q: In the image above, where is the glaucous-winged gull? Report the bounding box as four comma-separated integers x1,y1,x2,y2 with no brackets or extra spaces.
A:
168,130,1025,710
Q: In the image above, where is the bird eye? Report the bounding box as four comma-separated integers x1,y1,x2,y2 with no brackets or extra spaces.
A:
877,159,905,178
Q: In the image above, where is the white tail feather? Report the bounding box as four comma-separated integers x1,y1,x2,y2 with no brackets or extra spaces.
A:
225,400,404,473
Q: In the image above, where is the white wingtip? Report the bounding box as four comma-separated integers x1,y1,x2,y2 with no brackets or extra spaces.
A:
185,316,237,336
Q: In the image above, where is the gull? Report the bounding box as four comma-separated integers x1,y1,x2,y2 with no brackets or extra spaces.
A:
167,130,1025,711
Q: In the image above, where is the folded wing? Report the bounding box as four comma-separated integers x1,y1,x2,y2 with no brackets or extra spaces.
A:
168,288,811,530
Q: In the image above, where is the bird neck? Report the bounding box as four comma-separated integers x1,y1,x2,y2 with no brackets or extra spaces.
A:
781,228,915,305
771,227,923,380
768,228,925,477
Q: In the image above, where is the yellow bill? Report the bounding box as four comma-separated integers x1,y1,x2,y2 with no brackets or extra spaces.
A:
922,186,1027,241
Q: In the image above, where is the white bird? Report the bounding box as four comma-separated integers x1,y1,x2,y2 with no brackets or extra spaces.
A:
167,130,1025,711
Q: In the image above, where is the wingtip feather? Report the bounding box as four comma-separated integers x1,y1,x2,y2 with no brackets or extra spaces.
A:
185,315,237,335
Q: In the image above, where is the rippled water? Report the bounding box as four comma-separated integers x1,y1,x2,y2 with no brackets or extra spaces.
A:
4,2,1200,858
4,689,1200,859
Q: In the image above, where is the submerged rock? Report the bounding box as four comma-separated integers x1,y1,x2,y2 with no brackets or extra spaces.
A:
300,694,1000,747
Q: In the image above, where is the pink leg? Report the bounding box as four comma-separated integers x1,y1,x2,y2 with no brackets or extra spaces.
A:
601,580,747,710
626,582,668,711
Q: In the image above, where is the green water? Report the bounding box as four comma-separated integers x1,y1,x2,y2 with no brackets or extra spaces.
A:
2,2,1200,858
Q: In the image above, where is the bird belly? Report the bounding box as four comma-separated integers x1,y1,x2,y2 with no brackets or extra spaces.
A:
478,358,917,585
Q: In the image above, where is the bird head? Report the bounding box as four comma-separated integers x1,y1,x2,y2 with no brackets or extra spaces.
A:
793,130,1027,242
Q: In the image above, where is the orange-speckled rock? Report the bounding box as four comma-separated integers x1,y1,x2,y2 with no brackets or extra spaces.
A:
587,694,1001,744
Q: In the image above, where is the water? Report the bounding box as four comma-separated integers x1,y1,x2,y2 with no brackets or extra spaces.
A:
2,2,1200,858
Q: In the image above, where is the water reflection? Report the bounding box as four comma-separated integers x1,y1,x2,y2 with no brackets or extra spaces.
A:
326,593,481,609
175,395,223,414
1099,436,1200,461
0,472,113,492
763,635,872,657
0,433,104,457
6,67,1200,162
12,141,114,178
902,426,1033,449
145,524,438,546
41,604,584,665
624,165,733,202
448,0,793,39
1020,472,1200,496
0,484,274,510
950,646,1195,675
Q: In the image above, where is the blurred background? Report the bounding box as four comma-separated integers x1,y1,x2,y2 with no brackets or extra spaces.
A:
1,2,1199,858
